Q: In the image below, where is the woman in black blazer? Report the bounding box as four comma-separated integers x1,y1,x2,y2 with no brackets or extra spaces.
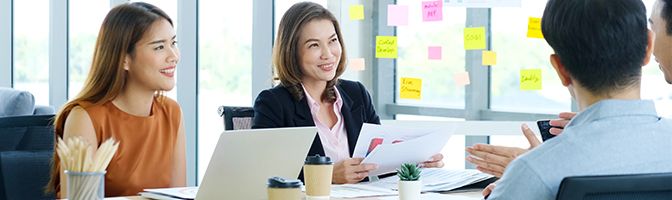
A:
252,2,444,184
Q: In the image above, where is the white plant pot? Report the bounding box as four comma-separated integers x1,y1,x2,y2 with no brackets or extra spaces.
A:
398,180,422,200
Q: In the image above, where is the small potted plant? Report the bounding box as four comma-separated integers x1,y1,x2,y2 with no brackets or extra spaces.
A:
397,163,422,200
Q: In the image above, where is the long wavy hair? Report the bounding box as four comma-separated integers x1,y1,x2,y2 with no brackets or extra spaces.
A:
46,2,173,195
273,2,347,103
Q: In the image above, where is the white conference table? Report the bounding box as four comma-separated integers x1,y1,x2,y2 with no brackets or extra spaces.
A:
108,190,484,200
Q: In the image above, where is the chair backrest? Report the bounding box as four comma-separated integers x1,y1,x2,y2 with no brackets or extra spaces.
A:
0,114,56,199
218,106,255,130
556,173,672,200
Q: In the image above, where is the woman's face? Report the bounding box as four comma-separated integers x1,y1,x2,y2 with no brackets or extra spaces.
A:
125,18,179,91
297,19,342,84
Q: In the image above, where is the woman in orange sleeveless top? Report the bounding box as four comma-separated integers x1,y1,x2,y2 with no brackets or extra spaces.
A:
46,2,186,197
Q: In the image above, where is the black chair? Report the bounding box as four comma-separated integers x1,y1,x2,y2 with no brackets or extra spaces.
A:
218,106,255,130
0,114,56,199
556,172,672,200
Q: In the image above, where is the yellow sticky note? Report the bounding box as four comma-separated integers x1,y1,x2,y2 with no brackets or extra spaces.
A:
527,17,544,39
464,27,486,50
520,69,542,90
350,58,366,71
454,71,471,86
349,5,365,20
376,36,398,59
400,77,422,100
482,51,497,66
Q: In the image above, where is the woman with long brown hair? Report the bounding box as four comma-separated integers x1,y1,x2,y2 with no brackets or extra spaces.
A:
252,2,444,184
47,2,185,197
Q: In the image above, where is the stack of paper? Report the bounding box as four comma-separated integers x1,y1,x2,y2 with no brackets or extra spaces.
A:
331,169,492,198
139,187,198,200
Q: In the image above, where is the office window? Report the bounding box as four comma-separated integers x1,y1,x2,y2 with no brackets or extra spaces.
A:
197,0,253,183
396,1,467,108
13,0,50,105
490,0,571,114
395,115,466,170
69,0,109,99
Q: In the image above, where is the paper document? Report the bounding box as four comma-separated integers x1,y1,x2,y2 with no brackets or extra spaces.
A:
355,123,454,176
330,169,492,198
139,187,197,200
377,193,481,200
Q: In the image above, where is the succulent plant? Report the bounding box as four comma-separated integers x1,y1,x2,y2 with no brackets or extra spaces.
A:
397,163,421,181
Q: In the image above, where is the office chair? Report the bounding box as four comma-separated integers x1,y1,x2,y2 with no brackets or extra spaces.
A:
218,106,255,130
0,114,56,199
556,172,672,200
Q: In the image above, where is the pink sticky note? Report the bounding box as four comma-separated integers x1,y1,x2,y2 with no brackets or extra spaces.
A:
350,58,366,71
422,1,443,22
454,71,471,86
387,5,409,26
428,46,442,60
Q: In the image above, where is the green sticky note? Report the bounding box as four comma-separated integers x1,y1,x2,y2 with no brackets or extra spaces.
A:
464,27,486,50
520,69,542,90
400,77,422,100
349,5,365,20
376,36,398,59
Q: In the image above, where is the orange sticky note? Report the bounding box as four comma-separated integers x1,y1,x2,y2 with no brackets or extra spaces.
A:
482,51,497,66
464,27,486,50
376,36,398,58
520,69,542,90
527,17,544,39
350,58,366,71
349,5,365,20
454,71,471,86
400,77,422,100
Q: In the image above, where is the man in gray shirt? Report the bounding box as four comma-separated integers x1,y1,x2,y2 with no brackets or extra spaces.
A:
486,0,672,199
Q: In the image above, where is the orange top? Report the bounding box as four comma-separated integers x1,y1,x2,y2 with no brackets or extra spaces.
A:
76,97,181,196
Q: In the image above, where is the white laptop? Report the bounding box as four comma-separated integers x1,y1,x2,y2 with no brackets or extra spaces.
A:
141,127,316,200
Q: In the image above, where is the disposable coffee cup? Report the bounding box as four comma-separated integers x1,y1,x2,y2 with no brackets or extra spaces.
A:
303,155,333,199
267,176,302,200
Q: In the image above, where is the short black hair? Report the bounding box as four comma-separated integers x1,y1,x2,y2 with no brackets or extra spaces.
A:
663,0,672,35
541,0,648,95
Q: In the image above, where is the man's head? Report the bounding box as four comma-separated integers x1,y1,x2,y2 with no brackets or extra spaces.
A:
652,0,672,83
542,0,653,99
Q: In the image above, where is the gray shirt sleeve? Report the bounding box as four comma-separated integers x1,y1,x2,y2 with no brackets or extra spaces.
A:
486,158,555,200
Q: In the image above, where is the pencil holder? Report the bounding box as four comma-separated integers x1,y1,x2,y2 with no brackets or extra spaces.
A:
65,170,105,200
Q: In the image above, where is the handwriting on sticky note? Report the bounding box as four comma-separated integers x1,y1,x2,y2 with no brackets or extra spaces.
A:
376,36,398,59
428,46,442,60
464,27,486,50
454,72,471,86
349,5,365,20
387,5,409,26
400,78,422,100
350,58,366,71
520,69,542,90
482,51,497,66
422,1,443,22
527,17,544,39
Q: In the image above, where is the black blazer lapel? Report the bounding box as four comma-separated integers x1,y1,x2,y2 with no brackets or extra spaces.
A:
338,85,362,157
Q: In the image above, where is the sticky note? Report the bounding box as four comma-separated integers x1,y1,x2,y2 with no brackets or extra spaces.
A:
428,46,442,60
464,27,486,50
350,58,366,71
387,5,408,26
400,77,422,100
376,36,398,59
349,5,365,20
482,51,497,66
454,72,471,86
520,69,542,90
527,17,544,39
422,1,443,22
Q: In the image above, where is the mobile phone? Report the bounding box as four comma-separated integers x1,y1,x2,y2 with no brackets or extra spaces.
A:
536,120,560,142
